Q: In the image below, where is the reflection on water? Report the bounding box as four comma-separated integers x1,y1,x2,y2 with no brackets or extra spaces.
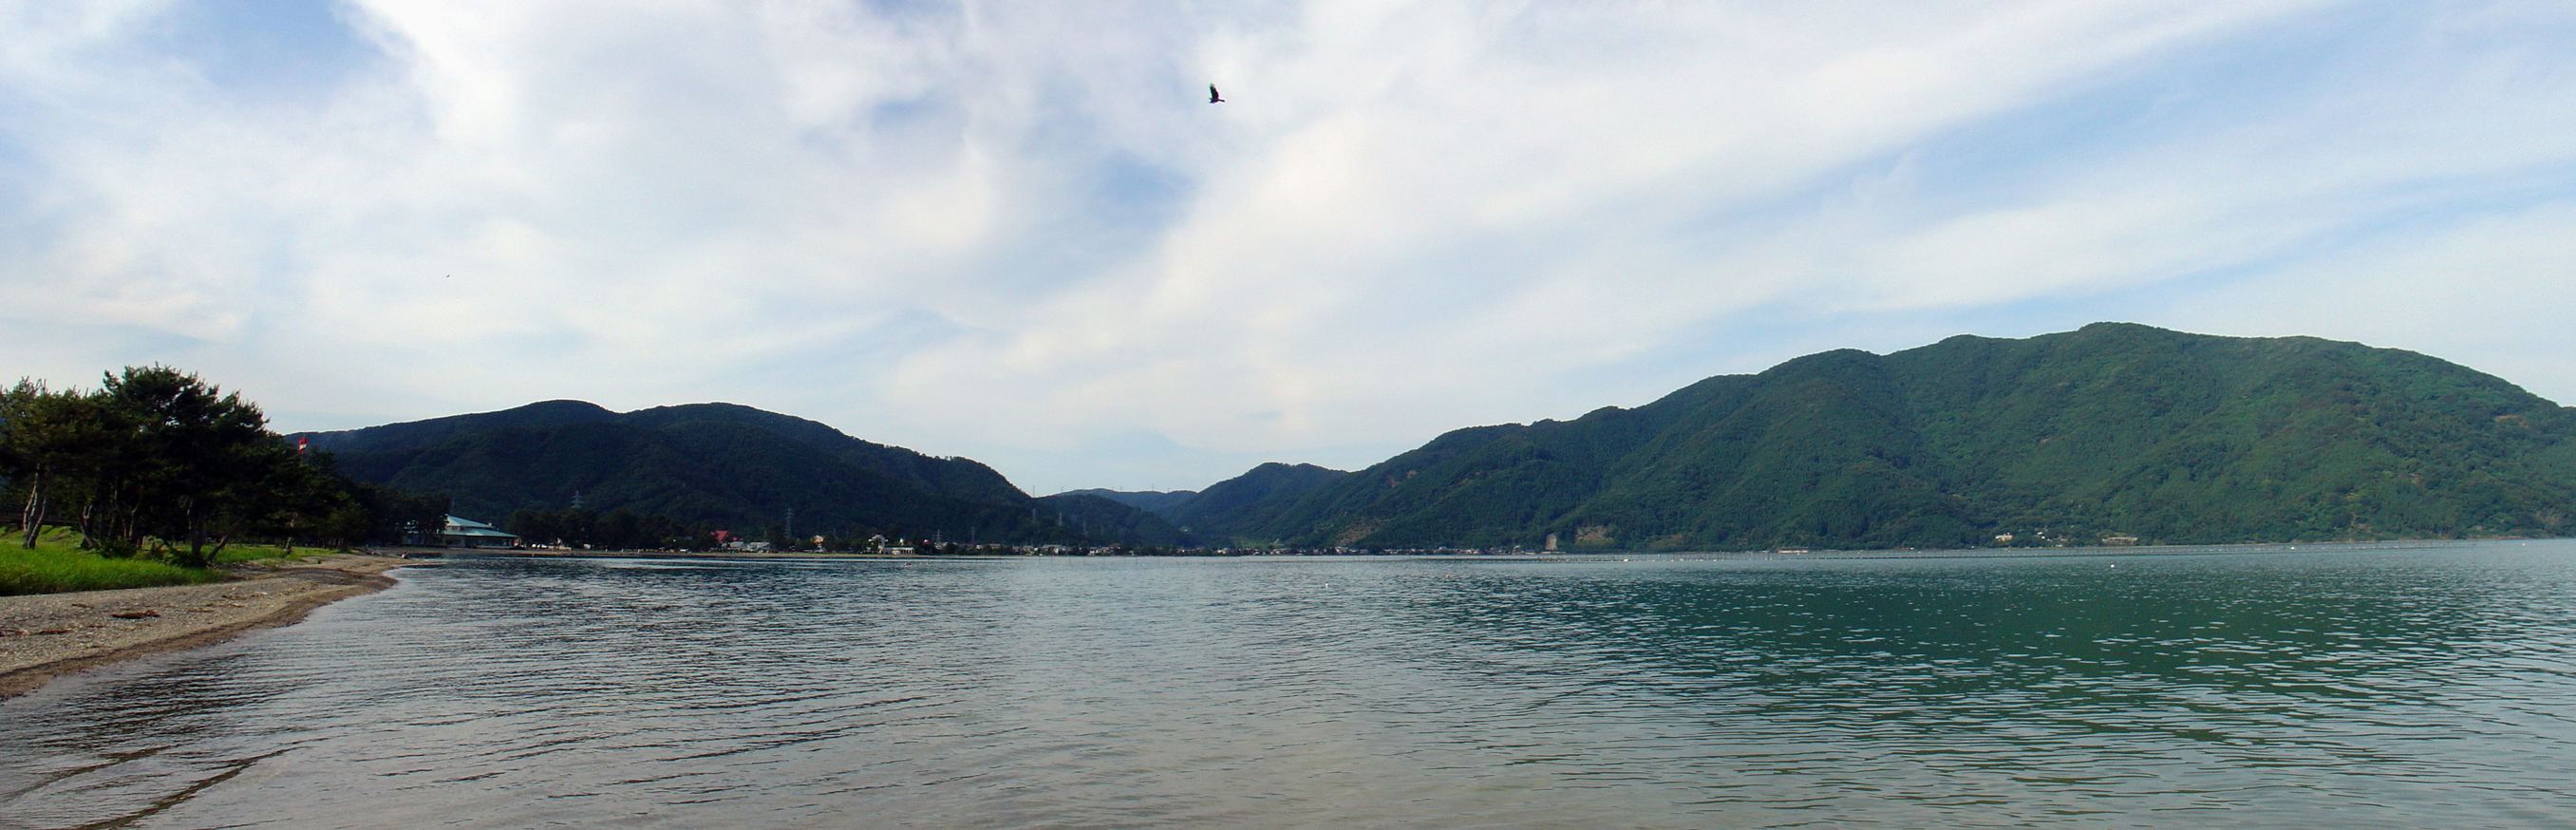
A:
5,542,2576,828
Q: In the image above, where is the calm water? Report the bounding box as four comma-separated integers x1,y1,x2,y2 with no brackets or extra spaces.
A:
7,542,2576,829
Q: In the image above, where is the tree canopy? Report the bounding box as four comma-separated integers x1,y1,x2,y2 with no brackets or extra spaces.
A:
4,367,442,566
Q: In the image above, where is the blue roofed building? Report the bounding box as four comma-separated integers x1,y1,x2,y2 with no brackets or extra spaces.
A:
442,515,520,548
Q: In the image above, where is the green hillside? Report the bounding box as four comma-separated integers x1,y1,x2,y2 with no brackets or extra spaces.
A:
1075,462,1349,545
300,399,619,454
1061,488,1201,513
1161,462,1348,542
1031,492,1191,547
615,403,1030,506
1233,324,2576,550
296,403,1182,546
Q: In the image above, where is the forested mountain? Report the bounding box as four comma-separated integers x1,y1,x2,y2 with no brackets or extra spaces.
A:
1213,323,2576,550
1030,492,1191,546
1068,463,1348,543
291,403,1182,546
298,399,619,455
292,324,2576,553
1160,463,1349,539
1062,488,1200,513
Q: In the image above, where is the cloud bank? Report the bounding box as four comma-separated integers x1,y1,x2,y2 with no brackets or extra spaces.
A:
5,0,2574,493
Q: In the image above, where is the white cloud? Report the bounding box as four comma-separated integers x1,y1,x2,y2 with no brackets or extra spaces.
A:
879,0,2356,455
2163,200,2576,406
4,0,2574,492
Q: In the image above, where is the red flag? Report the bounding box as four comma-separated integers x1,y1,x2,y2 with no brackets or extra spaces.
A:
296,437,308,454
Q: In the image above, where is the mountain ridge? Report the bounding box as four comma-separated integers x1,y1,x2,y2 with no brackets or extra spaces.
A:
291,402,1183,547
1072,462,1350,543
1213,323,2576,550
296,323,2576,552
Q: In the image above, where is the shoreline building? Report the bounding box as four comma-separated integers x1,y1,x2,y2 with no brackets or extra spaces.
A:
441,515,521,548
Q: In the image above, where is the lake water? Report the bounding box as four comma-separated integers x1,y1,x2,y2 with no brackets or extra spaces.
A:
6,542,2576,829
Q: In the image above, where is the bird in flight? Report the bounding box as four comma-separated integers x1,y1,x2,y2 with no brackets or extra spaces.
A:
1208,85,1223,104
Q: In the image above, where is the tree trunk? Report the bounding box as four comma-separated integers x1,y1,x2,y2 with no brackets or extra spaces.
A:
208,532,234,562
184,503,209,568
207,513,249,563
17,470,41,549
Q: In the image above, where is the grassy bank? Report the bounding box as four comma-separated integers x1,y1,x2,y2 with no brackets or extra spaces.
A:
0,527,276,595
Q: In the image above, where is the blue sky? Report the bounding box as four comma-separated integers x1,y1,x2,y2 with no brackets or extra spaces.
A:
5,0,2574,495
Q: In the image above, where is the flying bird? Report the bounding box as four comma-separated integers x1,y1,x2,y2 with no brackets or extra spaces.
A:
1208,85,1223,104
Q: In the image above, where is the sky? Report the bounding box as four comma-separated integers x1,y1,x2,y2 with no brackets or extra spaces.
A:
5,0,2575,496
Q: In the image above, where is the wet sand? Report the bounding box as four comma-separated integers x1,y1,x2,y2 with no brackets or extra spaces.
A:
0,553,426,699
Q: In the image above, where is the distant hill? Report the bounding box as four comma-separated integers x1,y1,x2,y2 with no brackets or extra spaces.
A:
1029,493,1190,545
300,399,619,454
1061,488,1199,513
1213,323,2576,550
1067,462,1349,545
1160,463,1349,542
291,402,1183,546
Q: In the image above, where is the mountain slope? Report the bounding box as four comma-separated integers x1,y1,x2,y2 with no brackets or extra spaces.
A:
1063,463,1347,544
1032,493,1190,547
1060,489,1200,513
1234,323,2576,550
299,399,617,454
1161,462,1348,542
616,403,1027,506
296,403,1182,546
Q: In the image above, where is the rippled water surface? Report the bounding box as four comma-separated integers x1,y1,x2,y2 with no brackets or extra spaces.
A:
8,542,2576,828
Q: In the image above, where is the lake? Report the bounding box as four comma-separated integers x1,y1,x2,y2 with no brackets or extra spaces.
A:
5,541,2575,828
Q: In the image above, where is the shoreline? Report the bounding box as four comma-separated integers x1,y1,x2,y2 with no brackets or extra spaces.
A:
0,552,427,700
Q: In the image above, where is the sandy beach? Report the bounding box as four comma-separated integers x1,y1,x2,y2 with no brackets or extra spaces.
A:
0,553,426,699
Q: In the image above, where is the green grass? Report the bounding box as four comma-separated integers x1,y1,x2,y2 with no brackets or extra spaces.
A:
213,542,310,566
0,527,229,596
